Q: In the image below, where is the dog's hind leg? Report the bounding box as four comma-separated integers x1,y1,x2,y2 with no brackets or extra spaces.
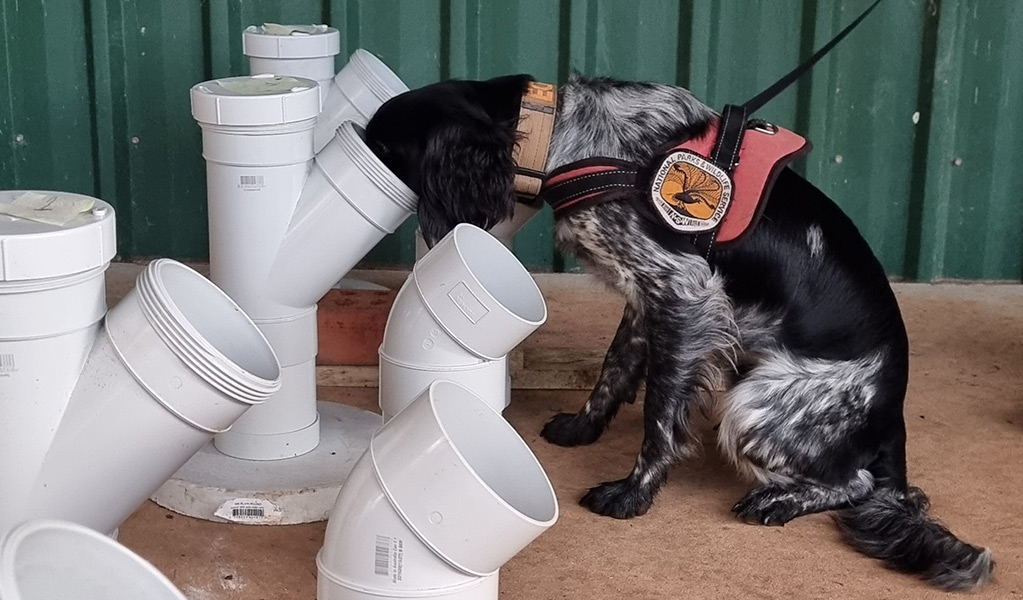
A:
542,303,646,446
732,471,875,525
719,348,893,525
580,268,735,519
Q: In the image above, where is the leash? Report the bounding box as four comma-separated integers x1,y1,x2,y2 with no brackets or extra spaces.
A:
542,0,885,257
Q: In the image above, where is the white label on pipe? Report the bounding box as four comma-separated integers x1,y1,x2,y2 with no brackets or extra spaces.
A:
214,498,283,524
374,534,405,583
448,282,489,324
0,354,14,376
238,175,266,191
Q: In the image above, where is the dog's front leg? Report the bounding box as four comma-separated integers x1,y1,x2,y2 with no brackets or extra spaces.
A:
580,271,734,519
542,302,646,447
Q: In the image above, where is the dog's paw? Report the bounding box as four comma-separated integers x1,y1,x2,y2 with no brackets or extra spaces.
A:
579,478,654,519
541,413,603,447
731,486,802,526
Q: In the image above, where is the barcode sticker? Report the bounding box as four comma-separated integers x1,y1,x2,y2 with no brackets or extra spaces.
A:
214,498,283,524
374,535,391,576
238,175,265,190
0,354,14,376
373,534,404,582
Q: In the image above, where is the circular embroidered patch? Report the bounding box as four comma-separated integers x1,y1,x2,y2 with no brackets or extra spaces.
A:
650,150,733,233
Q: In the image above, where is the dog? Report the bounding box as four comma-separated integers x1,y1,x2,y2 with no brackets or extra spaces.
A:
364,73,993,590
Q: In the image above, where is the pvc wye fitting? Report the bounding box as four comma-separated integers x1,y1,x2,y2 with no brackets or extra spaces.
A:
11,259,280,535
193,61,412,459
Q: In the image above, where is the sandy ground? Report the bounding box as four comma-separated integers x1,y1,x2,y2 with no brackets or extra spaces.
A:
107,264,1022,600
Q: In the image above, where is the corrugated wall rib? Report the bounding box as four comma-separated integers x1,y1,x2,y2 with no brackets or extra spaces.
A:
0,0,1019,280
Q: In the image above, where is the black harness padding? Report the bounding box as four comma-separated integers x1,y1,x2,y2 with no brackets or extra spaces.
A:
541,158,641,215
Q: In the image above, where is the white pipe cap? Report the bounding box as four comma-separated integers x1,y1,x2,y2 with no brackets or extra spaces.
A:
190,75,320,126
242,24,341,59
0,191,116,282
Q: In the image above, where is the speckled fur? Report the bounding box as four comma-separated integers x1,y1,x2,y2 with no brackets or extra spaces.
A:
364,72,992,590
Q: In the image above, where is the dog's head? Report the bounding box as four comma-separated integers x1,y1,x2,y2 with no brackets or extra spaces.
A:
365,75,533,247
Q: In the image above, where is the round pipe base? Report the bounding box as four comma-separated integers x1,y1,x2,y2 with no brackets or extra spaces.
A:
150,402,378,525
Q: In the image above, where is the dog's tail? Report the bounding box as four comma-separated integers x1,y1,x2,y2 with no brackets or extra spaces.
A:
834,485,992,590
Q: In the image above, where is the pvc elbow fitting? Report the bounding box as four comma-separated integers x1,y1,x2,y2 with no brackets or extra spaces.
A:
318,381,559,600
379,224,548,420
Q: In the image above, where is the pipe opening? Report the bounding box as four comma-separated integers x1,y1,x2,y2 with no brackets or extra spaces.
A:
431,383,557,524
453,225,546,325
349,49,409,101
151,261,280,382
334,121,418,213
0,521,185,600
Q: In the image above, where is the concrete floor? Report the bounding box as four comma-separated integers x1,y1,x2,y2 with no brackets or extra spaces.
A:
102,263,1022,599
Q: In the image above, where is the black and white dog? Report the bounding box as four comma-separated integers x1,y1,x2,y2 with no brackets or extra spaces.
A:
364,74,992,590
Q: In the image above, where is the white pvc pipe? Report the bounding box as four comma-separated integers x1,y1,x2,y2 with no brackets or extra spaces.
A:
265,121,417,309
318,380,558,600
0,520,187,600
1,191,114,535
379,224,547,421
193,60,414,460
244,24,341,109
312,49,409,153
0,267,108,537
415,203,544,259
0,258,281,536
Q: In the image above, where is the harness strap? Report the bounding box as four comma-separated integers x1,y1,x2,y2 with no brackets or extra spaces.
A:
543,159,640,216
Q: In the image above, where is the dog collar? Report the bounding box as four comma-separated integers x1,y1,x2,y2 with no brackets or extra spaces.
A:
512,81,558,200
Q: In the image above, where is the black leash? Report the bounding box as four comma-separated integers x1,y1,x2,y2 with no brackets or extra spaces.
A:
743,0,885,116
695,0,885,254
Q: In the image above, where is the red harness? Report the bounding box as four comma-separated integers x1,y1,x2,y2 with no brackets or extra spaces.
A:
539,117,810,251
536,0,885,255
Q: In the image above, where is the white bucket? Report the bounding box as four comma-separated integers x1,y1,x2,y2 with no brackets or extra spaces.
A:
266,120,417,309
0,520,186,600
313,49,409,153
20,259,281,534
244,24,341,109
318,381,557,599
379,224,545,419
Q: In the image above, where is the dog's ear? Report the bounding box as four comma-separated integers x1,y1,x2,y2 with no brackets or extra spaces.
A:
417,114,517,247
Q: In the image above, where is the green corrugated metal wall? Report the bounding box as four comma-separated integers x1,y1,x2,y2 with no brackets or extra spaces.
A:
0,0,1020,280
